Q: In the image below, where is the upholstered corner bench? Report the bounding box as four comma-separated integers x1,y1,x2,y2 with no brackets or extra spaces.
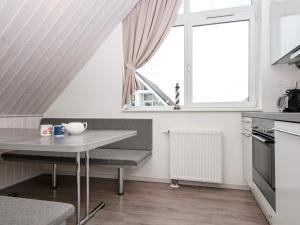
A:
2,118,152,195
0,196,75,225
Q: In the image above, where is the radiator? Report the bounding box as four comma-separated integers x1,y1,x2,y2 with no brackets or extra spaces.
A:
169,130,222,184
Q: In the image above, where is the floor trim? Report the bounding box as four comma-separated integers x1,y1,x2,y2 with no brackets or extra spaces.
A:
54,170,249,191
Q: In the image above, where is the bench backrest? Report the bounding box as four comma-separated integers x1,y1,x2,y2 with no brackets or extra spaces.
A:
41,118,152,151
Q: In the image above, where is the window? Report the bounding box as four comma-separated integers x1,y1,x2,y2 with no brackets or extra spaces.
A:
129,0,258,110
133,26,184,107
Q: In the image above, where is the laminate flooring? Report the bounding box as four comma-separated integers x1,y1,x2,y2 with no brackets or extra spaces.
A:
0,175,269,225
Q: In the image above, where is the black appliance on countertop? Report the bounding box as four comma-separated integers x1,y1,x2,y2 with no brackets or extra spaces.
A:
251,118,276,211
277,89,300,112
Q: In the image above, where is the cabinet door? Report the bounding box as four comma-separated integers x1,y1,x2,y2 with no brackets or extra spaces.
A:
274,121,300,225
242,131,252,187
286,0,300,55
270,0,287,64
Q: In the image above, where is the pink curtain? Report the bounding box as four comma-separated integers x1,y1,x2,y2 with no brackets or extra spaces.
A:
122,0,182,106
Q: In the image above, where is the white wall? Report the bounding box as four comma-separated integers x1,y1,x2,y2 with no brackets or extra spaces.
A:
45,0,300,187
0,117,43,190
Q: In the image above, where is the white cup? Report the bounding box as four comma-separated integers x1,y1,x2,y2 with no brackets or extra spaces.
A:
40,124,53,137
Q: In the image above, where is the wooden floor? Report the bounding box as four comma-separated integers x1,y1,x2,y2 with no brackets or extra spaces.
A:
0,175,268,225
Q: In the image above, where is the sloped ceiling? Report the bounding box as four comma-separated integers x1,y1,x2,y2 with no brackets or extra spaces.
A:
0,0,139,115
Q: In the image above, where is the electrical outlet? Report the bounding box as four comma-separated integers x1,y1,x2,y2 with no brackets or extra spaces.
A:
293,80,299,89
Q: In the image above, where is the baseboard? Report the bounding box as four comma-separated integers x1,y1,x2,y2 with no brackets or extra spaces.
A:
52,170,249,191
0,172,43,191
179,180,250,190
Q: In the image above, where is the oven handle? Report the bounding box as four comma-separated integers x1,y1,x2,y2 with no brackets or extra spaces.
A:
272,128,300,137
250,133,273,144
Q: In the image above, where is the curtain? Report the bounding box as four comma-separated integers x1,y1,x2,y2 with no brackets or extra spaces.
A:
122,0,182,106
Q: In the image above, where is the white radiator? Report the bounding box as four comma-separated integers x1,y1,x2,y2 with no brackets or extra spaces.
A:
169,130,222,184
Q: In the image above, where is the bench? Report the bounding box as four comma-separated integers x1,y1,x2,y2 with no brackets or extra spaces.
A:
2,118,152,195
0,196,75,225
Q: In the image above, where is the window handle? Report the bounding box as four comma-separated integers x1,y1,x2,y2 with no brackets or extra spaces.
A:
187,63,191,72
206,14,234,19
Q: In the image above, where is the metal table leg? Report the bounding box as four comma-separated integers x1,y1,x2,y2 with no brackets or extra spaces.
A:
79,151,105,225
76,152,81,225
51,163,57,188
85,151,89,216
117,168,124,195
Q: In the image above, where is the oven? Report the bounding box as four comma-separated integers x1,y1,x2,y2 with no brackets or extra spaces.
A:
251,118,276,211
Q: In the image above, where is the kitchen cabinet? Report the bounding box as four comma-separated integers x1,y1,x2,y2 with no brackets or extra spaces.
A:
270,0,287,64
273,121,300,225
286,0,300,55
270,0,300,64
242,117,252,187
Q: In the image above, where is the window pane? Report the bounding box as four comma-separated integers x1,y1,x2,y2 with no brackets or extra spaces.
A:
144,94,153,101
134,26,184,107
192,21,249,103
190,0,251,12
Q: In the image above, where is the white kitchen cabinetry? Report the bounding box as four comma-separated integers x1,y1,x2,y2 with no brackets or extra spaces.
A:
270,0,300,64
242,117,252,188
273,121,300,225
270,0,287,64
286,0,300,56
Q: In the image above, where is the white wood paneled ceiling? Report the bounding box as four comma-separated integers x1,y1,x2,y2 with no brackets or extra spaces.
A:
0,0,138,115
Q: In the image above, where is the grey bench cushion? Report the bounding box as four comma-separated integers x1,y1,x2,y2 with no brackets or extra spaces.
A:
89,149,152,166
0,196,74,225
2,149,152,167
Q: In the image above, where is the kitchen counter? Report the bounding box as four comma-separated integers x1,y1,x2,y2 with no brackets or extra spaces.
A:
242,112,300,123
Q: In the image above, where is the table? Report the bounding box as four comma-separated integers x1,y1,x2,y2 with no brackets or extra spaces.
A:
0,128,137,225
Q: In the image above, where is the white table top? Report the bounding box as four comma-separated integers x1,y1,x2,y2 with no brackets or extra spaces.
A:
0,128,137,153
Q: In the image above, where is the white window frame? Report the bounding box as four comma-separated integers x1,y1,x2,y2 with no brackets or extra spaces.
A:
178,0,259,109
124,0,260,112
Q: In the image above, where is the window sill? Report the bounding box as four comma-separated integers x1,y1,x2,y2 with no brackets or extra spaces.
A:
122,106,262,112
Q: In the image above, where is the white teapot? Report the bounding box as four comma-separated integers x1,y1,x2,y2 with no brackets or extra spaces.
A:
62,122,88,135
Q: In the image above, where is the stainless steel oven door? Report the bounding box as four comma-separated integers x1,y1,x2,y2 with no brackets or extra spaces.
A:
252,132,276,210
252,132,275,188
